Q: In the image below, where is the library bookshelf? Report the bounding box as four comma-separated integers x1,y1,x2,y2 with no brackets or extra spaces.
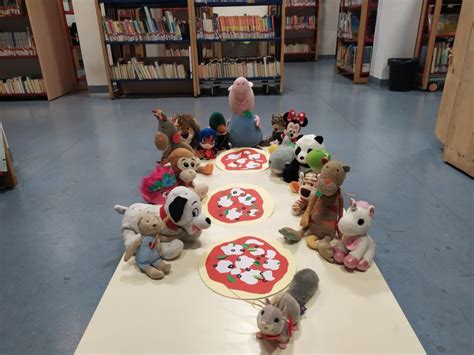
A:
284,0,321,62
335,0,378,84
193,0,286,95
413,0,462,92
0,0,77,100
96,0,196,98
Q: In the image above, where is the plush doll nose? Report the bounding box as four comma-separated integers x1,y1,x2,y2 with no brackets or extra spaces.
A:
205,217,211,225
323,177,333,186
181,131,189,138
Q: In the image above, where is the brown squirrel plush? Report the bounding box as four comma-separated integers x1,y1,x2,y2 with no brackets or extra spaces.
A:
279,160,350,262
172,113,201,147
166,148,208,198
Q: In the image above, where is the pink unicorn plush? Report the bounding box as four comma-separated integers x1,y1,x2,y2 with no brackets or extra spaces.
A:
333,199,376,272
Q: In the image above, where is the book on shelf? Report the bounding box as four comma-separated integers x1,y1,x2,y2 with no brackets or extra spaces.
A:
287,0,316,7
102,8,187,42
202,47,213,58
0,0,21,16
0,76,45,95
198,57,280,79
196,14,275,40
341,0,362,6
337,43,372,73
164,47,189,57
338,11,360,39
111,57,188,80
429,41,451,74
436,14,459,35
285,15,316,30
285,42,312,53
0,28,36,56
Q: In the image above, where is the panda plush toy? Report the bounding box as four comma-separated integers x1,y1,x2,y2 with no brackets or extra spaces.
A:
282,134,325,183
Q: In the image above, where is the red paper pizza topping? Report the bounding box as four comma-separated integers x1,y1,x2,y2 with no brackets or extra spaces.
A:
221,148,267,171
207,187,264,224
205,236,289,294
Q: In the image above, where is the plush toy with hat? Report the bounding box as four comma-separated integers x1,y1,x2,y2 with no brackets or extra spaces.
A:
227,77,263,147
209,112,230,150
279,159,350,262
282,109,308,144
196,128,218,160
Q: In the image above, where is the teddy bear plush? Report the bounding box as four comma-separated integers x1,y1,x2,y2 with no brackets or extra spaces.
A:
126,211,172,280
172,113,201,147
260,113,286,146
282,134,325,183
279,159,350,262
167,148,208,198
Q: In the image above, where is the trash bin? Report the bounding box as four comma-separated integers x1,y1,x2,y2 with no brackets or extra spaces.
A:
387,58,418,92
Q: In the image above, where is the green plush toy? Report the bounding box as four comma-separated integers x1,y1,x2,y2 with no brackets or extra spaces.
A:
306,149,331,173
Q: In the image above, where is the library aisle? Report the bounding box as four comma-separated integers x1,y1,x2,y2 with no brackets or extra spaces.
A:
0,60,472,355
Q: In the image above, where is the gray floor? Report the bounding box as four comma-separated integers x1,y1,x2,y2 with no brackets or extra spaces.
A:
0,60,472,355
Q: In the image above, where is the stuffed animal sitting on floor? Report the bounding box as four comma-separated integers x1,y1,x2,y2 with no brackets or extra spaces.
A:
260,113,286,146
115,186,212,262
279,159,350,262
227,77,263,147
333,199,376,271
269,136,295,176
172,113,201,147
127,211,172,280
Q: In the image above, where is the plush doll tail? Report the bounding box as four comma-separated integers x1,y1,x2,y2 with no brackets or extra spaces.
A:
114,205,128,214
287,269,319,307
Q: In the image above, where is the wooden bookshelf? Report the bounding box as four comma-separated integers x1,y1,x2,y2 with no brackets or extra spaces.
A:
0,124,17,189
335,0,378,84
96,0,195,98
0,0,77,100
414,0,462,92
284,0,321,62
192,0,286,95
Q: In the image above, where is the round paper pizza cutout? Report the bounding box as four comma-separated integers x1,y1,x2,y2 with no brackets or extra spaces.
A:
199,236,296,299
203,184,274,226
216,148,269,173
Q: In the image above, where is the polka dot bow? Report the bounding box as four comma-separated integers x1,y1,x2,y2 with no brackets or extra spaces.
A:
287,109,306,125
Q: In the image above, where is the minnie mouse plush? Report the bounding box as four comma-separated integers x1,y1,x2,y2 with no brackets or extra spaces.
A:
282,109,308,143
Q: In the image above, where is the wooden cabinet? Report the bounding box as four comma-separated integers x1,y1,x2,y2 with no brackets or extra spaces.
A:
435,1,473,176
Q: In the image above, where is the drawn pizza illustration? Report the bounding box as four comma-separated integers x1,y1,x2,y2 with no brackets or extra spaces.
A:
216,148,269,172
204,236,290,294
207,187,265,224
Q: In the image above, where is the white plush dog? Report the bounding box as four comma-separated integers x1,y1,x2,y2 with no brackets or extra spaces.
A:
115,186,211,261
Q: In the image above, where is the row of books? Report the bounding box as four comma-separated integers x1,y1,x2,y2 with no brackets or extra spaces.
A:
0,29,36,57
429,42,452,74
199,57,280,79
111,58,187,80
0,0,21,16
0,76,45,95
285,42,313,53
336,44,372,73
337,12,359,39
285,15,316,30
102,9,186,42
196,14,275,40
164,47,189,57
341,0,362,6
287,0,317,7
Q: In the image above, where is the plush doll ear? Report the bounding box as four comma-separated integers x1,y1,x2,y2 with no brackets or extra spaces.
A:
227,85,234,92
265,298,271,305
369,205,375,217
321,157,329,166
315,135,324,144
248,81,254,88
300,116,309,128
279,305,288,314
343,165,351,173
169,195,188,223
350,198,357,211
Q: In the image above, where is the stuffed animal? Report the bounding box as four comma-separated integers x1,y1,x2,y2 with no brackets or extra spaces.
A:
306,149,331,174
260,113,286,146
291,171,318,216
140,163,177,205
279,160,350,262
333,199,376,271
196,128,218,160
209,112,230,150
281,109,308,144
172,113,201,147
127,211,172,279
256,269,319,349
115,186,212,262
153,109,213,175
167,148,208,198
227,77,263,147
269,136,295,176
282,134,325,183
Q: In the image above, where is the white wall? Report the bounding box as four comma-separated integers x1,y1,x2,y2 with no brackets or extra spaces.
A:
72,0,108,86
370,0,422,80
